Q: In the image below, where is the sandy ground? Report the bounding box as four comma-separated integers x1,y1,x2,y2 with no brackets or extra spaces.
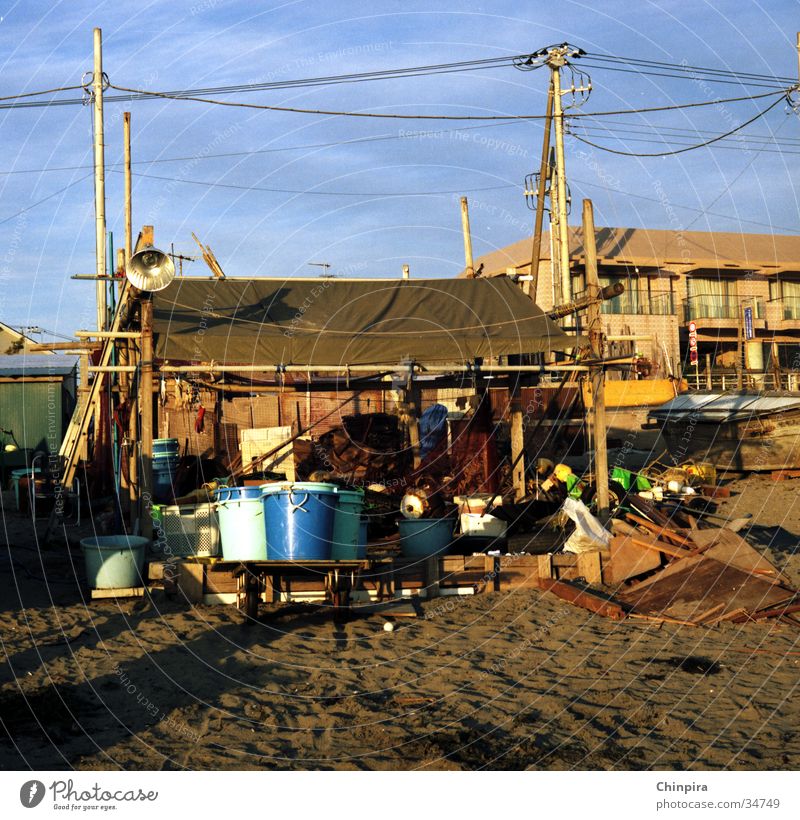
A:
1,483,799,771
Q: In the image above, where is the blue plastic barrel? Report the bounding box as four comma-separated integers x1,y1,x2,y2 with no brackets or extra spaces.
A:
260,482,339,561
331,488,365,560
152,456,180,503
214,486,268,560
153,438,180,457
398,518,454,558
81,535,149,589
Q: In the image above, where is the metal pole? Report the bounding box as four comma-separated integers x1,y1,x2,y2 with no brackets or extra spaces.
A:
460,196,475,277
123,111,132,262
528,79,554,301
92,28,107,331
550,63,572,304
583,199,609,521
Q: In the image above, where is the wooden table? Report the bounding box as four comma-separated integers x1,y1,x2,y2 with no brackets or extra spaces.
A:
183,557,394,620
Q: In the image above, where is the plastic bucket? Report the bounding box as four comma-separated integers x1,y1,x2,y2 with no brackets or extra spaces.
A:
153,438,180,457
260,482,339,561
152,456,180,503
399,518,454,558
214,487,268,560
81,535,149,589
331,488,365,560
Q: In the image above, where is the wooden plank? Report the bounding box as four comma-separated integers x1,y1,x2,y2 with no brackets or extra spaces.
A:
617,556,796,622
604,535,662,585
577,551,603,585
689,529,789,583
91,586,144,599
177,561,204,603
630,535,695,561
624,512,696,549
537,554,553,580
771,469,800,481
537,578,626,620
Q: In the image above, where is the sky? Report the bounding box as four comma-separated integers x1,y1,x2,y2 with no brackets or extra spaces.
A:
0,0,799,338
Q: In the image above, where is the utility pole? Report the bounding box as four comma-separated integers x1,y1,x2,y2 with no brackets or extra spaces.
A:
583,199,610,521
527,79,554,301
123,111,132,264
402,264,410,280
548,148,562,305
460,196,475,277
92,27,107,331
546,46,573,305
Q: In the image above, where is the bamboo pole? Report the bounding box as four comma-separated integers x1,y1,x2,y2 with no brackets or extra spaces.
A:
139,297,153,538
460,196,475,277
92,28,107,331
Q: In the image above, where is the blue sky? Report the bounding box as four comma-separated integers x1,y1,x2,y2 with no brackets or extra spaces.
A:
0,0,799,337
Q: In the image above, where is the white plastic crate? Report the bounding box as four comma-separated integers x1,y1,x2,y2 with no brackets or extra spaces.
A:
152,503,220,558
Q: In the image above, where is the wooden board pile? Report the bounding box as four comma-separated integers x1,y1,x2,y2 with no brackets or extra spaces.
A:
537,499,800,628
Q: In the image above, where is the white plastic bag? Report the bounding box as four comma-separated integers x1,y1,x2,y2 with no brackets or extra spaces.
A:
561,497,612,554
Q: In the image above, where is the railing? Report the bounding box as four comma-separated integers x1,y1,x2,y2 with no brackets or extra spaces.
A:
682,295,764,321
683,370,800,391
779,296,800,320
600,291,675,316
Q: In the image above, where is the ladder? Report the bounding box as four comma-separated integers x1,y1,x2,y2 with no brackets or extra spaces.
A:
57,281,134,490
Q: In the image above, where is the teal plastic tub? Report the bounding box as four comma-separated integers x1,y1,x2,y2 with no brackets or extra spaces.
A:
358,519,368,560
331,488,365,560
81,535,149,589
261,482,339,561
153,438,180,456
214,486,268,560
398,518,454,558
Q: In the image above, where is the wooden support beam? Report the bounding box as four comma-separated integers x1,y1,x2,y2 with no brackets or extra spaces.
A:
537,577,626,620
583,199,610,522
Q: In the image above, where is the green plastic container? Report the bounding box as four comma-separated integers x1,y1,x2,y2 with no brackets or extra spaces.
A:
331,488,365,560
398,518,454,558
81,536,149,589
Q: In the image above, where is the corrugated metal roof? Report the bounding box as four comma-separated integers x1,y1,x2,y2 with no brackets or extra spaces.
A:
648,391,800,423
0,354,78,377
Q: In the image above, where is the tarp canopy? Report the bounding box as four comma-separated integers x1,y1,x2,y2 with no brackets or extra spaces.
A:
648,390,800,423
153,277,576,366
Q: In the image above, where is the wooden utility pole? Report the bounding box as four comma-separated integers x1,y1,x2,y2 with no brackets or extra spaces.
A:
135,225,154,537
460,196,475,277
92,28,107,331
527,79,554,301
402,264,410,280
583,199,610,521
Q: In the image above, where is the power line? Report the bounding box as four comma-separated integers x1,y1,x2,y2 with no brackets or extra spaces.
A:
105,82,789,121
569,93,787,156
0,121,527,176
586,51,796,85
0,173,91,226
115,168,517,197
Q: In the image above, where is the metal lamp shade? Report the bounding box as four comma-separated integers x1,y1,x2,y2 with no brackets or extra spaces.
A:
126,246,175,292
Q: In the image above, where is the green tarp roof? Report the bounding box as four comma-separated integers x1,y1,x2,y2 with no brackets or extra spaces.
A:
153,276,575,366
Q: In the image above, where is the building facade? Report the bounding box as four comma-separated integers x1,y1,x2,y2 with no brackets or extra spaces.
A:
470,226,800,387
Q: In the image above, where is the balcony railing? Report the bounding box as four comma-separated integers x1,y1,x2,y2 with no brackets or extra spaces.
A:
682,295,764,322
600,291,675,316
778,296,800,320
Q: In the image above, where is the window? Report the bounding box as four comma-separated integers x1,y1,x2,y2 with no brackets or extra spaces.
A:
686,277,737,319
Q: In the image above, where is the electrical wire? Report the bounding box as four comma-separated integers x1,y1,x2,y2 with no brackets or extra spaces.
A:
105,82,789,120
115,168,517,197
0,173,92,227
586,52,795,85
0,120,527,176
569,93,787,156
0,84,85,102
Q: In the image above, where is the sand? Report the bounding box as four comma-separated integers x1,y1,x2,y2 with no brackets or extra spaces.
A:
1,484,799,771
